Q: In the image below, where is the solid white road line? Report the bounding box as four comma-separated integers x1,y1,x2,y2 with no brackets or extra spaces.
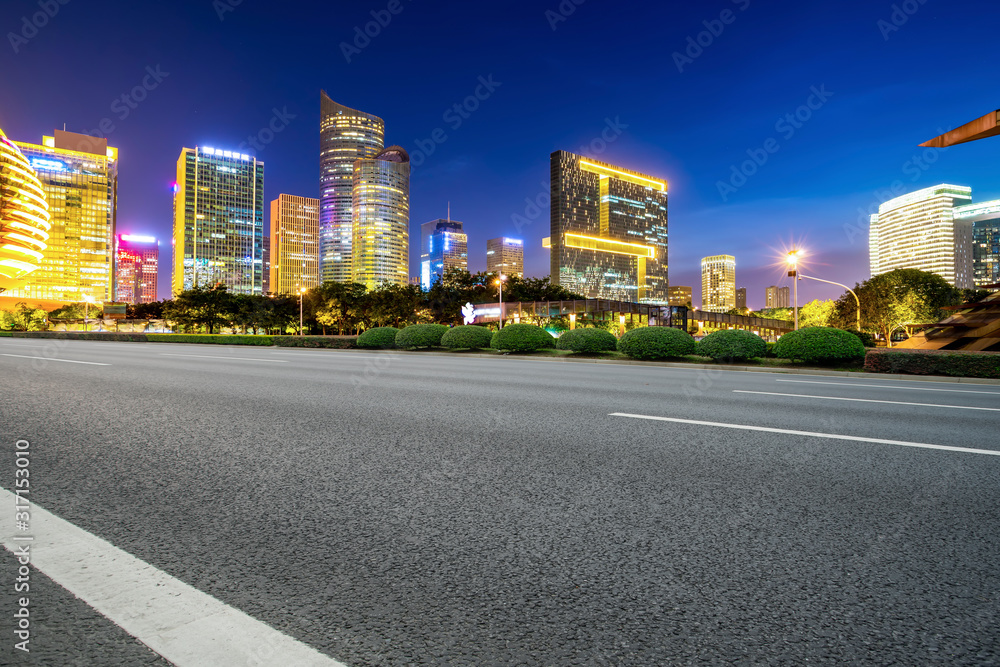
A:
775,379,1000,395
0,488,346,667
160,353,288,363
0,353,110,366
733,390,1000,412
609,413,1000,457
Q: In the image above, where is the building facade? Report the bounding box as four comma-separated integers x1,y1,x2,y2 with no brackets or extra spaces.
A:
172,146,264,296
954,200,1000,288
115,234,158,304
736,287,747,310
547,151,668,304
420,218,468,290
667,285,692,307
765,285,790,309
869,184,974,289
269,194,320,296
0,128,50,295
701,255,736,312
8,130,117,302
486,237,524,278
320,93,385,284
351,146,410,289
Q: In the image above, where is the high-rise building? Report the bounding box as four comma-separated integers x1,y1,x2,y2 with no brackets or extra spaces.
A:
0,128,50,295
954,200,1000,288
115,234,159,304
546,151,668,303
486,237,524,279
8,130,117,302
765,286,790,309
420,218,468,290
736,287,747,310
869,184,974,289
320,93,385,284
701,255,736,312
351,146,410,289
172,146,264,296
667,285,692,307
269,195,320,296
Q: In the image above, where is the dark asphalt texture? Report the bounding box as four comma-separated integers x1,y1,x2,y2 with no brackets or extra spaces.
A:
1,338,999,666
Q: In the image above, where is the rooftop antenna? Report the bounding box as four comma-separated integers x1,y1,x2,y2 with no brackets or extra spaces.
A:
447,201,451,223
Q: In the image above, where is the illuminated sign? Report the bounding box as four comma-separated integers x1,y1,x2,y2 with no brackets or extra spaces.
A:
503,238,523,245
30,158,65,172
462,302,476,325
120,234,156,244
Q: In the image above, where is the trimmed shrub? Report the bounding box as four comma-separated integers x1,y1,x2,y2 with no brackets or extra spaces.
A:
356,327,399,349
0,332,13,337
765,341,777,358
146,334,274,345
773,327,865,364
556,327,618,354
618,327,696,360
395,324,448,349
273,336,356,349
845,329,876,348
490,323,556,352
865,349,1000,379
696,329,767,362
441,325,493,350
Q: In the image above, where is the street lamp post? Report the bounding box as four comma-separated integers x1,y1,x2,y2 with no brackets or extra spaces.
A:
787,251,800,330
82,294,94,332
496,275,506,329
798,273,861,332
299,287,307,336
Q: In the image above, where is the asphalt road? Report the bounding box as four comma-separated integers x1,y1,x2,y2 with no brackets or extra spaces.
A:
2,338,999,666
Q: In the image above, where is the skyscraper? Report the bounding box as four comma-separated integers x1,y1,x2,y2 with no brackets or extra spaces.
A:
954,200,1000,288
869,184,974,289
486,237,524,279
115,234,159,304
736,287,747,310
420,217,468,289
320,93,384,283
351,146,410,289
667,285,692,307
0,128,50,295
701,255,735,312
172,146,264,296
765,285,790,309
269,194,320,296
8,130,117,302
546,151,668,303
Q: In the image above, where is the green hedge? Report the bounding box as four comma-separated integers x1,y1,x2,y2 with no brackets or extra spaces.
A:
491,324,555,352
556,327,618,353
356,327,399,349
273,336,356,349
773,327,865,364
440,325,493,350
0,332,13,337
395,324,448,349
618,327,696,360
696,330,767,362
865,349,1000,379
765,341,777,358
146,334,274,345
845,329,876,348
14,332,151,342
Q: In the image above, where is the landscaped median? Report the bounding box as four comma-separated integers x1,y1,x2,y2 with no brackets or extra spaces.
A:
865,348,1000,379
7,332,359,348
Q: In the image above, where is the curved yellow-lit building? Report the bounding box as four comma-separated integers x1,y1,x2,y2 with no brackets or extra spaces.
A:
0,128,50,294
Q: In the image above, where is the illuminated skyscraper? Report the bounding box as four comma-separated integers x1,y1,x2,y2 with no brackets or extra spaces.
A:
352,146,410,289
270,194,320,296
765,285,790,309
869,184,974,289
486,237,524,278
954,200,1000,288
546,151,668,303
172,146,264,296
702,255,736,312
8,130,117,302
115,234,159,304
320,93,385,283
0,128,50,295
420,217,468,290
667,285,692,307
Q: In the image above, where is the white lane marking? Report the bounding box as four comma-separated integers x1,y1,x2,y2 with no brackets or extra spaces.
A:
775,379,1000,395
0,353,110,366
160,354,288,363
0,488,346,667
609,413,1000,457
733,390,1000,412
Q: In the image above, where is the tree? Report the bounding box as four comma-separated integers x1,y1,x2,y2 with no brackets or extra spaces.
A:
128,300,167,320
314,281,368,334
164,284,233,334
799,299,836,328
48,303,86,319
6,303,46,331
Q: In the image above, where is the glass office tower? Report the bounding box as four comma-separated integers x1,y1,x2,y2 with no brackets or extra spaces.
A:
701,255,736,313
486,237,524,279
420,218,468,289
954,200,1000,288
115,234,159,304
352,146,410,289
270,194,321,296
0,128,51,294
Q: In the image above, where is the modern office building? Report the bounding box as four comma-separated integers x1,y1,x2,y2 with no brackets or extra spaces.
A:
420,217,468,290
954,200,1000,288
0,128,50,295
486,237,524,279
667,285,692,307
172,146,264,296
351,146,410,289
868,184,974,289
701,255,736,312
320,93,385,284
7,130,117,302
765,285,790,309
115,234,158,304
736,287,747,310
545,151,668,303
269,194,320,296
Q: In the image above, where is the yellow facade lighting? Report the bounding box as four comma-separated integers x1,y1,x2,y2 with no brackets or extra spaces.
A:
579,159,667,192
1,128,51,288
564,233,656,258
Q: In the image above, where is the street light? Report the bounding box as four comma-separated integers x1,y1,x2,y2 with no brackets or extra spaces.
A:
786,251,800,330
495,274,507,329
82,294,95,332
298,287,307,336
797,273,861,333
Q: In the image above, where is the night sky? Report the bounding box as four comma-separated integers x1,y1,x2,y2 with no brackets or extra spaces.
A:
2,0,997,305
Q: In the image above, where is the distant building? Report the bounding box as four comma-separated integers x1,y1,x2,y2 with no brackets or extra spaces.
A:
269,194,320,296
736,287,747,310
352,146,410,289
954,200,1000,288
701,255,735,312
0,128,50,295
420,218,468,290
765,286,790,309
486,237,524,278
668,285,692,307
115,235,159,304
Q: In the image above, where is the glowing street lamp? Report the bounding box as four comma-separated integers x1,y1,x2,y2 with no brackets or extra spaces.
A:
495,274,507,329
82,294,95,332
619,314,626,337
786,250,801,330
